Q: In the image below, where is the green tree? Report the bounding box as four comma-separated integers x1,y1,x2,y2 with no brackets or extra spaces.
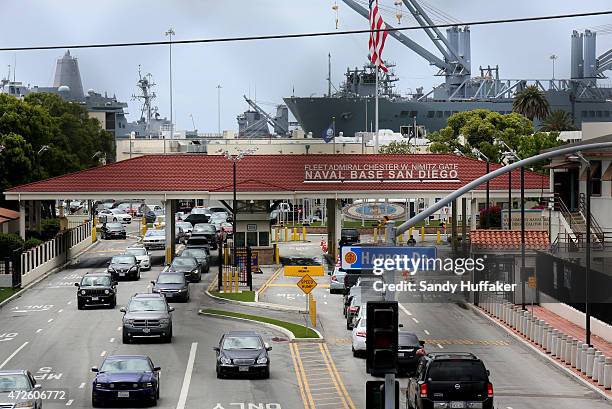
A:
540,110,576,131
0,132,34,193
513,85,550,121
378,140,413,154
516,131,563,162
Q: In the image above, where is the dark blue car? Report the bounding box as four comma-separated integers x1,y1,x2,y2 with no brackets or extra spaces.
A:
91,355,160,407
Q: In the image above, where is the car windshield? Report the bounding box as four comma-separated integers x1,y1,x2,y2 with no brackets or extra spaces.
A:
81,276,111,286
126,248,147,256
171,258,197,268
156,274,185,284
177,223,192,229
222,336,262,350
194,224,215,232
100,358,152,373
0,374,31,392
428,361,487,381
145,230,165,237
399,333,420,346
111,256,135,264
128,299,167,312
182,249,206,260
111,209,124,214
106,223,122,229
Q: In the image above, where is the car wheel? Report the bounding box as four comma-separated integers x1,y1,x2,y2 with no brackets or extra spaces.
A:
346,321,351,330
156,384,160,400
77,300,85,310
196,273,201,283
122,332,130,344
407,396,415,409
113,217,117,222
149,396,157,407
352,346,357,357
262,368,270,379
109,297,116,309
92,395,102,408
216,368,224,379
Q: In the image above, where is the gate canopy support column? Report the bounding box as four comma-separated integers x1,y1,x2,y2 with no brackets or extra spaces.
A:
35,200,42,232
165,199,176,265
326,199,340,261
19,201,26,240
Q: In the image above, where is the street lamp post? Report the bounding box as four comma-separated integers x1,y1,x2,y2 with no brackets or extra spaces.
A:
217,85,222,135
520,165,526,310
550,54,558,80
165,28,175,153
473,148,490,228
498,142,519,229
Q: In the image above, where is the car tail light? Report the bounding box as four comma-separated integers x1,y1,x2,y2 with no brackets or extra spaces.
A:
331,275,337,282
487,383,493,398
356,330,366,337
416,347,426,356
419,383,428,398
348,306,358,313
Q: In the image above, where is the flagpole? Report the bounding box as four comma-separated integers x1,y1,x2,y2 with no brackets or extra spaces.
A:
375,67,379,154
332,116,336,154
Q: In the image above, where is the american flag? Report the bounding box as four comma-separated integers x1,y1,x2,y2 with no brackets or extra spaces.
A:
369,0,388,72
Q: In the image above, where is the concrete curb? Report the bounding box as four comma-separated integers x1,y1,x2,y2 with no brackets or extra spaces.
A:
472,304,612,401
199,310,324,343
205,290,307,313
0,239,101,309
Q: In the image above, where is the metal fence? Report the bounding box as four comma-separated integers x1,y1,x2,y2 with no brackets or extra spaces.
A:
217,245,254,291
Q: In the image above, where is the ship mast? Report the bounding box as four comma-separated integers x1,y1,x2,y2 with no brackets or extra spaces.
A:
131,66,157,134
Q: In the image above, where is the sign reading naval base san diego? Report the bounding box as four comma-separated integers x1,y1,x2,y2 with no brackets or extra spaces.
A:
303,162,460,182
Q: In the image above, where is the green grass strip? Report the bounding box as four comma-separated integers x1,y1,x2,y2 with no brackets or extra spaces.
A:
201,308,320,339
0,288,20,303
209,290,256,302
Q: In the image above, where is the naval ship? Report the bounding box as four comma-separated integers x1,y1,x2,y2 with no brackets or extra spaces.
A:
284,0,612,137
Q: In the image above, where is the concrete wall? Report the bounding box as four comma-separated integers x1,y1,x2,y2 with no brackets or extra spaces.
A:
582,122,612,140
541,302,612,343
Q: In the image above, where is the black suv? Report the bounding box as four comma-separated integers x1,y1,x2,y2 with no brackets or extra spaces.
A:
75,273,117,309
406,353,493,409
339,228,360,246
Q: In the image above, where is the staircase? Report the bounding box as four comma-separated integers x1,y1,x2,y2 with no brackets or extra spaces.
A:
554,193,605,249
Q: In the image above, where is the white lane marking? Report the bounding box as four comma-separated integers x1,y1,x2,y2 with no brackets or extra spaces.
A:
79,383,85,389
67,301,72,305
176,342,198,409
116,326,121,331
65,399,74,406
36,329,43,333
47,319,54,323
437,343,444,349
0,342,29,369
100,351,107,357
109,338,115,343
58,309,63,313
399,303,412,316
424,329,430,335
412,317,419,324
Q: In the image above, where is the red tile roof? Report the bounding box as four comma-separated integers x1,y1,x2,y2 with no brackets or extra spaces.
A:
5,154,548,194
0,208,19,220
470,229,549,250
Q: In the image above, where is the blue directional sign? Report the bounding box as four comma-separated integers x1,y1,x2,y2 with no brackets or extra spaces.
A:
341,246,437,271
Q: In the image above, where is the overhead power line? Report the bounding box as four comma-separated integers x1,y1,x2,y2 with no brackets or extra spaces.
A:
0,10,611,52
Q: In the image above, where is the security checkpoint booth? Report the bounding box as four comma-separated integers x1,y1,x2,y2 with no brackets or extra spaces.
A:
4,153,549,267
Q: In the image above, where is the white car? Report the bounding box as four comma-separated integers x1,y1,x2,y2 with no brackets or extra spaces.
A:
125,246,151,270
351,307,367,357
142,229,166,250
99,208,132,224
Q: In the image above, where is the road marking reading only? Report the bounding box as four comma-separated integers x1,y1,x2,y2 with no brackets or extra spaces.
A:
58,309,63,313
0,342,28,369
398,303,412,316
437,343,444,349
65,399,74,406
176,342,198,409
116,326,121,331
79,383,85,389
109,338,115,343
36,329,43,333
424,330,430,335
48,319,54,323
100,351,107,357
412,317,419,324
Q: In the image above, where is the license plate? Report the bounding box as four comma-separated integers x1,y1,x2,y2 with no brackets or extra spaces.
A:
119,272,126,276
91,297,99,301
118,392,129,398
142,328,150,333
398,353,405,357
239,366,249,372
450,402,466,409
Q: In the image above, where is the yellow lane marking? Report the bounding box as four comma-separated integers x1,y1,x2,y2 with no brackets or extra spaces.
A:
207,275,218,292
322,343,357,409
290,343,312,409
258,267,283,296
318,344,350,409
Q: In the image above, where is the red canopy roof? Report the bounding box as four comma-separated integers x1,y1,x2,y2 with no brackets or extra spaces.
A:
5,154,548,196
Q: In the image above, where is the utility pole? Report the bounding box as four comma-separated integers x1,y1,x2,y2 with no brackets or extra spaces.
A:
550,54,558,79
165,28,175,144
217,85,222,135
327,53,332,97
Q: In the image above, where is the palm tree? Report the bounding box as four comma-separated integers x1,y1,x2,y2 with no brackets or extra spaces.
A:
540,110,576,131
513,85,550,121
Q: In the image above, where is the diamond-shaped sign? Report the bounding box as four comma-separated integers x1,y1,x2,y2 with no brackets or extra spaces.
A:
297,274,318,295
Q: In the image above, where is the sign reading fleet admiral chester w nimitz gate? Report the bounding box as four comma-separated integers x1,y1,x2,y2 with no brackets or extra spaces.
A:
303,162,460,182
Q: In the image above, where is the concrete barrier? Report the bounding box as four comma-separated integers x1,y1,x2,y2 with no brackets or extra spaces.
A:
542,324,549,350
593,351,603,382
604,357,612,389
560,335,568,362
597,355,606,386
570,339,578,367
586,347,595,377
550,330,558,356
576,342,584,370
580,344,589,372
546,328,554,353
564,336,573,364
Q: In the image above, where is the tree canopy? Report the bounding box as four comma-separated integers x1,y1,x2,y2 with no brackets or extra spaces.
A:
0,93,114,196
513,85,550,121
427,109,563,169
378,140,414,154
540,110,576,132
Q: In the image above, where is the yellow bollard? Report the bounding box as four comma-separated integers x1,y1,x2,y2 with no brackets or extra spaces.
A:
409,227,413,239
274,244,280,264
223,269,228,293
373,227,378,243
421,226,425,242
275,227,280,242
436,229,441,245
398,233,403,244
302,226,307,242
224,246,229,265
309,293,317,327
92,222,97,243
234,270,239,293
284,227,289,242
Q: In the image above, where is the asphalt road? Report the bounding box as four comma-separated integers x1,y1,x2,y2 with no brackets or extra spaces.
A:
0,224,305,409
266,240,612,409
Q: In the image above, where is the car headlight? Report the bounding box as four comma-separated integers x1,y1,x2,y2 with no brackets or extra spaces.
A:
80,290,86,295
104,289,110,295
129,266,137,271
124,319,134,325
159,318,170,325
15,401,35,408
152,288,160,293
220,356,232,365
256,356,268,364
144,382,153,388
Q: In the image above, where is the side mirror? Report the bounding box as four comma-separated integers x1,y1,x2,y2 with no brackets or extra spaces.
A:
486,369,490,376
153,366,161,372
119,307,126,313
168,307,175,312
107,261,111,265
213,347,220,352
150,280,156,285
136,260,141,265
33,384,42,391
266,346,272,351
419,340,425,346
74,282,80,287
399,324,404,328
113,281,118,286
91,367,99,373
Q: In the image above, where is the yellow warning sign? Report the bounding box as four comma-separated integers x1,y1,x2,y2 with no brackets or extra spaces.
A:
528,276,537,289
297,274,318,295
283,265,324,277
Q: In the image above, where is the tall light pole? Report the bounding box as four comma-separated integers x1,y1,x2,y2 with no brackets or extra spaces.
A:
473,148,490,227
165,27,175,146
217,85,222,135
550,54,558,79
497,141,519,230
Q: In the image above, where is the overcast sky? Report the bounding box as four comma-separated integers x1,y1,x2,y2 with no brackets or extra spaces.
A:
1,0,611,132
